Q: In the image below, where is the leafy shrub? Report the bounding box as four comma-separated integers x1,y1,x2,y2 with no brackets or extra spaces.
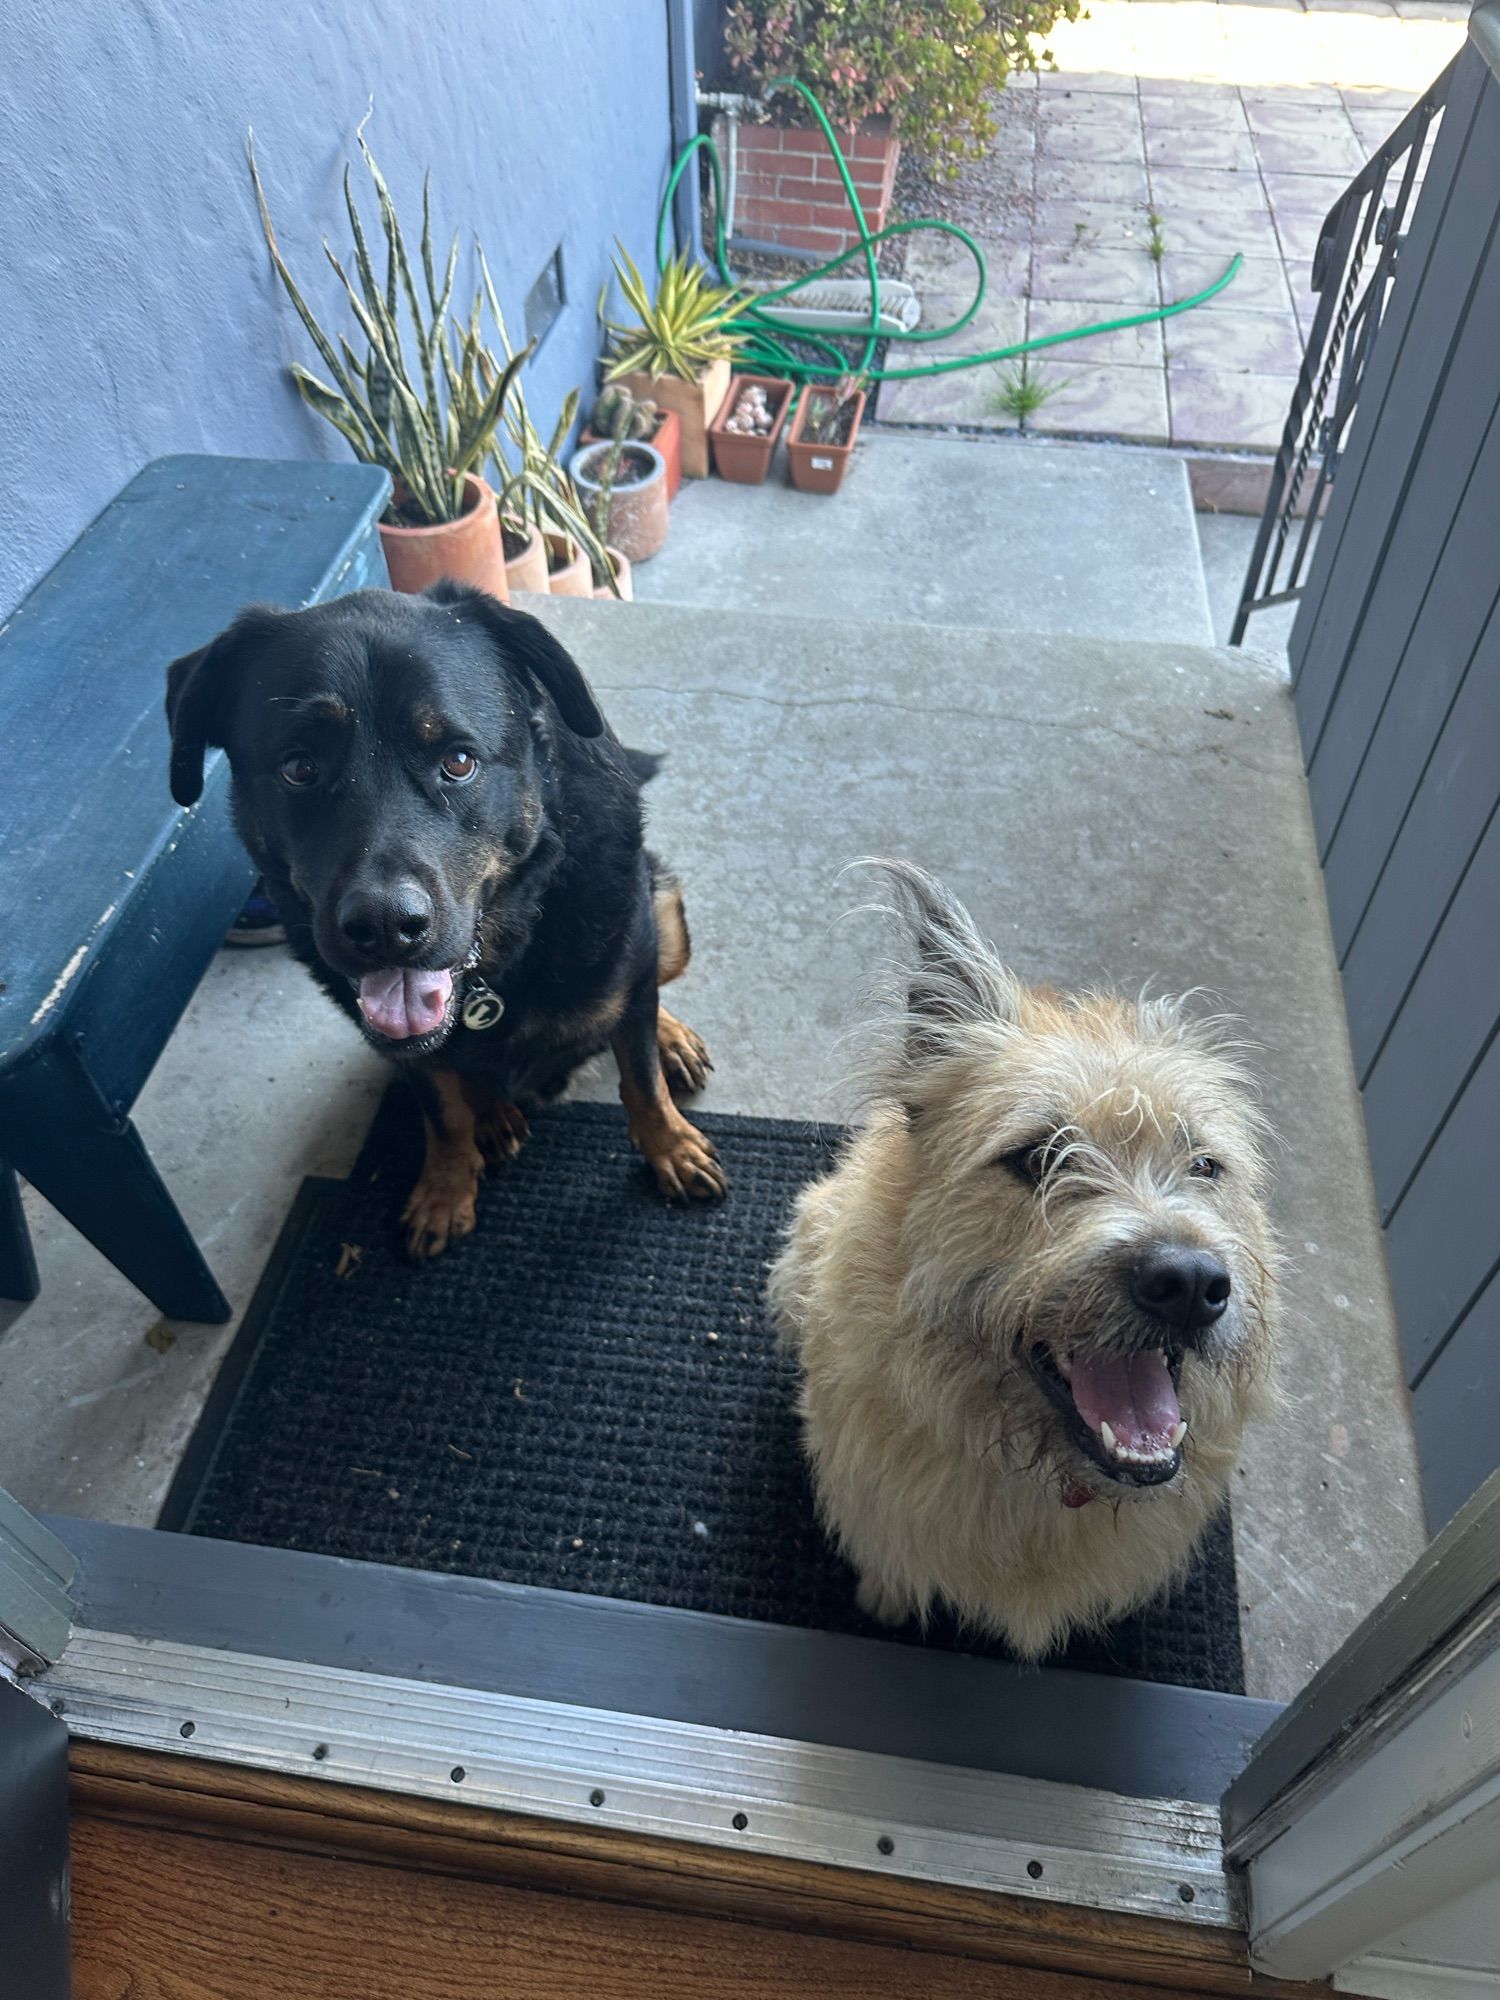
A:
723,0,1082,175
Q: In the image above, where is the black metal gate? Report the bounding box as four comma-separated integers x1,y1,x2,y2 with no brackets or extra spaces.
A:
1273,19,1500,1531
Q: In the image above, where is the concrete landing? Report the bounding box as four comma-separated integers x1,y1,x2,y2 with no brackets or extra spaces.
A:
1,597,1421,1702
635,432,1216,646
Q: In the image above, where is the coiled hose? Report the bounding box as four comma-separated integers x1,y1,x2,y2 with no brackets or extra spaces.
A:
657,75,1242,387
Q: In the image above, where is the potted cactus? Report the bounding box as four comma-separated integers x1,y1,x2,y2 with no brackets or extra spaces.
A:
570,401,668,566
250,135,527,599
785,375,868,494
600,247,749,479
581,384,683,501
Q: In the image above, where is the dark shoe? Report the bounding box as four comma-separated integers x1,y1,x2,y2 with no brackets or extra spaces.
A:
224,882,287,948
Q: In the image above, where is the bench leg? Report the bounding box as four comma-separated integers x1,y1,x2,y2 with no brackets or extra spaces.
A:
0,1164,40,1305
3,1067,232,1325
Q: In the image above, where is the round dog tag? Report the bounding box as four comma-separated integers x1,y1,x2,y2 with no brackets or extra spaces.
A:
461,980,505,1032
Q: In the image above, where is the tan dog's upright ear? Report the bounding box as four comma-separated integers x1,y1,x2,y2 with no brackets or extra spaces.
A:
425,581,605,738
864,859,1022,1046
164,607,277,805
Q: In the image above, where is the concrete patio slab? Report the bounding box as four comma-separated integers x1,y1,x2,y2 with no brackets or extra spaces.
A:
0,585,1422,1704
634,433,1213,643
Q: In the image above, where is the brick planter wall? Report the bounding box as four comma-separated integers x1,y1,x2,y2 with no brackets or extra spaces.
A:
719,114,900,258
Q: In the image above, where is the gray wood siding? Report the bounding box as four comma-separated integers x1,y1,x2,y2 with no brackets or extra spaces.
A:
1289,36,1500,1531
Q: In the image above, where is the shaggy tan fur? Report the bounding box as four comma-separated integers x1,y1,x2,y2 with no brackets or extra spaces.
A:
769,863,1280,1661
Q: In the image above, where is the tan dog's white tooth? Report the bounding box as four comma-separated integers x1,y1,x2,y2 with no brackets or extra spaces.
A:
1169,1419,1188,1449
1058,1352,1074,1380
1099,1419,1119,1456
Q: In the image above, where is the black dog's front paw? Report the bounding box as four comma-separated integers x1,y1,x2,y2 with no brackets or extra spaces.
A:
658,1009,713,1098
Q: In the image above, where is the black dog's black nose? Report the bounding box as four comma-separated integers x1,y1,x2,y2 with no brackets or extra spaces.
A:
337,881,433,958
1131,1246,1231,1331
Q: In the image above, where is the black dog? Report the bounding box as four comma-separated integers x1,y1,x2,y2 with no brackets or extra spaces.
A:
166,583,725,1255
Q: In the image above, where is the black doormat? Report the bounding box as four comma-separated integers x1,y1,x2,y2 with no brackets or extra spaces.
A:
166,1094,1245,1694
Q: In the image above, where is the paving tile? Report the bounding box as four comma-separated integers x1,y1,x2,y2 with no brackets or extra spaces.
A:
1028,293,1167,365
1165,304,1306,373
1275,207,1335,272
906,232,1029,295
1159,250,1296,314
1133,78,1242,99
1262,168,1353,215
1140,91,1250,130
875,366,1019,430
1347,107,1412,149
1146,126,1259,170
909,293,1029,364
1340,84,1420,108
1253,125,1368,173
1031,240,1163,305
1243,98,1360,137
1147,164,1269,212
1038,89,1144,127
1032,197,1154,251
1037,119,1147,162
1241,82,1346,105
1308,0,1396,14
1167,364,1300,448
1026,359,1172,443
1154,205,1284,256
1037,66,1140,93
1034,158,1150,201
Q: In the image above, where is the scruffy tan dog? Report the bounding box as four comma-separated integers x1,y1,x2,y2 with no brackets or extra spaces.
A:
770,863,1280,1661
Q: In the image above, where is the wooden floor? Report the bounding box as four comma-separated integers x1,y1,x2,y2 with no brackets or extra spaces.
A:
69,1745,1328,1999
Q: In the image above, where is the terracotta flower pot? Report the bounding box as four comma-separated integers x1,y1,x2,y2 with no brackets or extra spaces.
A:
592,549,634,601
502,516,549,595
543,530,593,598
569,439,668,563
582,405,683,501
379,472,509,600
610,356,731,480
785,386,867,494
709,375,793,485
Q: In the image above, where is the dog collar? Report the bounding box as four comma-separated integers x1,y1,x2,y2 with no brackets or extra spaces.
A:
460,972,505,1032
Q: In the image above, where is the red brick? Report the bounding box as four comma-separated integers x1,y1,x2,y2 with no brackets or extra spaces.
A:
775,126,832,152
776,175,824,204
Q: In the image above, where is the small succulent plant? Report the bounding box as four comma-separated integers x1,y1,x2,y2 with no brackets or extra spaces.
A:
601,246,750,385
591,385,661,442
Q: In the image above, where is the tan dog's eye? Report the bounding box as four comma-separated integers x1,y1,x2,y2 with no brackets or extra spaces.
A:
440,749,479,783
1188,1154,1221,1181
278,753,319,789
1000,1141,1053,1186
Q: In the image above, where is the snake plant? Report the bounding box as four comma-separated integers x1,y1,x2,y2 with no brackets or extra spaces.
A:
601,246,749,384
250,132,529,528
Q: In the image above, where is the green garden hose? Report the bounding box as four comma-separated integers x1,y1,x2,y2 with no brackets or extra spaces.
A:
657,75,1242,388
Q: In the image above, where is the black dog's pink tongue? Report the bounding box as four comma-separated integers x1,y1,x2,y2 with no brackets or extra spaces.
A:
1069,1349,1181,1454
358,967,454,1040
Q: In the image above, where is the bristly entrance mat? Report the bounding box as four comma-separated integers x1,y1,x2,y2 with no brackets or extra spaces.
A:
165,1094,1245,1694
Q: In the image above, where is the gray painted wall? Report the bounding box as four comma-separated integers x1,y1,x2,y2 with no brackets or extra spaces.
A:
0,0,676,620
1289,38,1500,1533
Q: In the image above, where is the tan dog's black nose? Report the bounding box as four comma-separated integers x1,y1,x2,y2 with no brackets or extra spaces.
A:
1131,1246,1230,1331
337,879,433,959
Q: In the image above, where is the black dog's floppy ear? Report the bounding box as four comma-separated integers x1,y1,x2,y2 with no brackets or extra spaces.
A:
428,583,605,738
164,608,273,806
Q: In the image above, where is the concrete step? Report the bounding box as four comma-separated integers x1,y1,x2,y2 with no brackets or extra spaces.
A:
632,431,1215,646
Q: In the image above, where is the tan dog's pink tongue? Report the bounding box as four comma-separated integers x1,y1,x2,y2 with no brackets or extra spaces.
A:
358,967,454,1040
1069,1350,1180,1453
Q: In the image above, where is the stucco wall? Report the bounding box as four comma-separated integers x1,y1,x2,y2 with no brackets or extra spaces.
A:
0,0,674,618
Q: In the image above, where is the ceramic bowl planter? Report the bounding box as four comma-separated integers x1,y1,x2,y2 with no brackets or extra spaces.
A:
785,385,868,495
612,356,731,481
593,549,634,601
380,473,510,599
709,375,792,485
569,440,668,564
582,405,683,501
543,531,593,598
502,517,549,595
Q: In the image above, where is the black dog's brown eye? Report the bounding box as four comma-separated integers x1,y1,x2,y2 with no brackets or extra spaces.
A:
278,753,319,789
1188,1154,1222,1181
440,749,479,783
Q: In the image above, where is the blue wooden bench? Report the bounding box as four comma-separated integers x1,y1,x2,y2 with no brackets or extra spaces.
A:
0,455,389,1322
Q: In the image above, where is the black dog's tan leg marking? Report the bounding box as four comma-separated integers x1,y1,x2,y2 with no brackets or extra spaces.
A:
654,879,691,987
613,994,726,1202
462,1078,531,1167
404,1071,484,1258
657,1007,712,1098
